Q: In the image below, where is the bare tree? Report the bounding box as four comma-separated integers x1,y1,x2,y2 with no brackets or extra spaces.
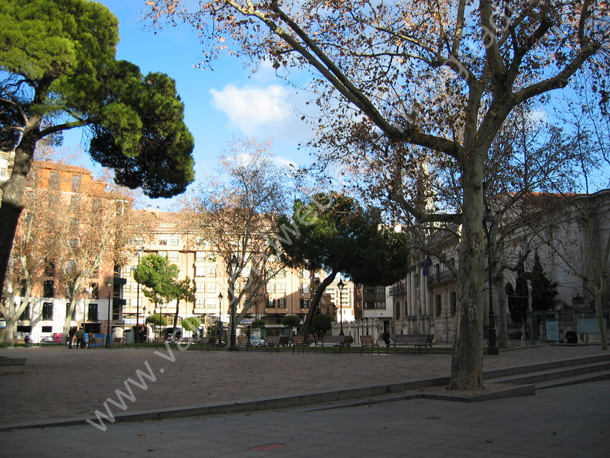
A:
184,138,290,350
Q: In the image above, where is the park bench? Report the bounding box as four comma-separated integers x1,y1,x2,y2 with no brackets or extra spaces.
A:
237,335,250,351
197,336,220,351
321,335,350,354
265,336,289,352
154,336,167,349
112,336,126,348
392,334,434,354
292,335,309,353
360,335,380,355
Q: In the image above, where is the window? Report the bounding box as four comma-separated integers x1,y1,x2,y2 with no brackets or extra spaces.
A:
170,237,180,246
70,218,79,230
196,282,205,293
88,304,98,321
45,259,55,277
435,294,442,317
267,298,276,308
158,251,167,258
300,299,310,309
207,283,216,293
267,283,276,293
195,266,205,277
70,195,80,212
364,301,386,310
69,238,79,247
277,298,287,309
169,251,179,262
20,303,31,320
277,269,286,278
124,282,131,293
158,238,168,246
207,267,216,277
450,292,457,316
71,175,82,193
301,284,310,294
42,326,53,333
195,251,205,262
395,302,401,320
207,298,216,309
89,283,99,299
277,283,286,293
207,252,216,262
302,270,310,279
43,280,54,298
49,172,60,190
42,302,54,320
196,298,205,307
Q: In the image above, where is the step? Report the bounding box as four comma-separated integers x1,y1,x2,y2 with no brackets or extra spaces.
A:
483,352,610,380
486,360,610,386
535,370,610,390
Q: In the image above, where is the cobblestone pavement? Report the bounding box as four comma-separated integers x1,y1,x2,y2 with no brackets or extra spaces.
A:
0,344,603,429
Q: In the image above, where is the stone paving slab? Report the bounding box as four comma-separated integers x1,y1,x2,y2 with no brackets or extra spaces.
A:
0,344,602,429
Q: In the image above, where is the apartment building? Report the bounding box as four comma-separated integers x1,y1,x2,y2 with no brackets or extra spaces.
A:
5,161,123,343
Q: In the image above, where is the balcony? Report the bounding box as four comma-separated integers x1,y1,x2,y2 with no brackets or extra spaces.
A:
389,285,407,296
427,270,457,287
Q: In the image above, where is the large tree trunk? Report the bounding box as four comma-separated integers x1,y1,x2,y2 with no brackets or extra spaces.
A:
0,121,40,296
450,152,485,390
300,271,338,338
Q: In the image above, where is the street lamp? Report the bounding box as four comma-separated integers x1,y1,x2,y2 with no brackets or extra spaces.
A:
135,246,144,340
105,278,113,348
337,279,345,336
142,306,147,343
217,292,223,347
228,255,239,351
483,209,499,355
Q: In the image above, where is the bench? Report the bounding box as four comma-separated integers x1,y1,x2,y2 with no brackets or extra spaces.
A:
322,335,350,354
237,335,250,351
360,335,380,355
197,336,220,351
112,336,126,348
89,337,104,348
265,336,289,352
154,337,167,349
292,335,309,353
392,334,434,354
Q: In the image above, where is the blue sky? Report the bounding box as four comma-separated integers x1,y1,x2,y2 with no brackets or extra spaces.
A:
66,0,319,207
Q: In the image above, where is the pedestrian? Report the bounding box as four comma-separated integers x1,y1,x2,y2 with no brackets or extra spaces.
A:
68,326,76,349
75,327,85,349
383,330,391,348
24,334,32,348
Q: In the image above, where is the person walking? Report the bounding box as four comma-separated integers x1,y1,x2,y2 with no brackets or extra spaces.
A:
68,326,76,349
75,327,85,349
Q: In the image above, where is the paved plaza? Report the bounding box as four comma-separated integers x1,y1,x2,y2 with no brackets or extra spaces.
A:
0,345,608,457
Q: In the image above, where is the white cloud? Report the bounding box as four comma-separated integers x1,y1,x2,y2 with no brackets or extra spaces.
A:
210,84,292,135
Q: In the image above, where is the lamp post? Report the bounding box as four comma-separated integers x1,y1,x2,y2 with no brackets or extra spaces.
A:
337,279,345,336
228,255,239,351
105,278,113,348
142,306,147,343
483,209,499,355
217,292,223,347
135,246,144,340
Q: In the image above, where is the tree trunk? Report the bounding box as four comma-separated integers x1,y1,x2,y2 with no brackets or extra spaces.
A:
449,152,485,390
594,289,608,351
0,121,40,296
300,271,338,338
495,274,508,347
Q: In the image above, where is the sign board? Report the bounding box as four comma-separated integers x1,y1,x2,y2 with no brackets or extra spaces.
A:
578,318,606,334
545,319,560,342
